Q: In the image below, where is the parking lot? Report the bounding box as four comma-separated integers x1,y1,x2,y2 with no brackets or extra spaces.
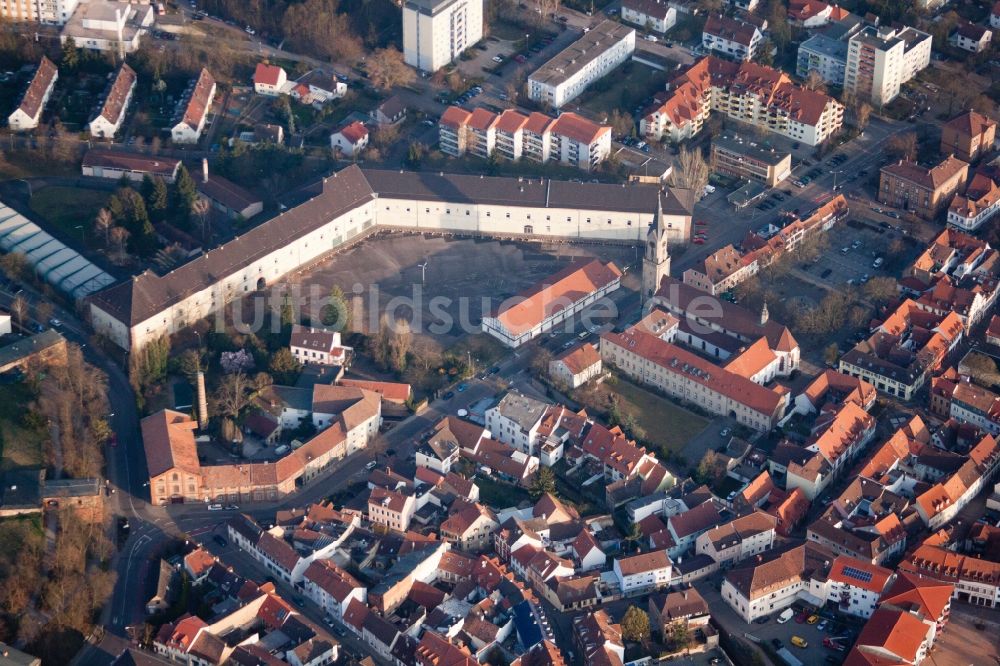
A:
798,219,902,289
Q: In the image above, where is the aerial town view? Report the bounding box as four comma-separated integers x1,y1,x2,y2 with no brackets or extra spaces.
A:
1,0,1000,664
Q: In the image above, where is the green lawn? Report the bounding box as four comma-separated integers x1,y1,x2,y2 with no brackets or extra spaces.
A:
475,476,530,508
578,61,670,120
0,383,46,472
29,186,110,249
575,375,710,456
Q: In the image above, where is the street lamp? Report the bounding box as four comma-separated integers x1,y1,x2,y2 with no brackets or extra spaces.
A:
418,260,429,285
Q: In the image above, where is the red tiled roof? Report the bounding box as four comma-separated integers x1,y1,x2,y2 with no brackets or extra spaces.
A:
254,63,285,87
440,106,472,129
549,112,610,145
336,121,369,145
602,329,786,416
495,109,529,134
615,549,671,575
17,56,57,119
467,108,498,132
855,608,931,663
98,63,136,124
493,259,621,335
180,68,216,130
554,342,601,376
827,556,893,594
704,13,760,47
339,378,411,402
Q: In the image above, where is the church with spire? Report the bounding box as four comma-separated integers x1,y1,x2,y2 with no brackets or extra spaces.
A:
642,197,671,302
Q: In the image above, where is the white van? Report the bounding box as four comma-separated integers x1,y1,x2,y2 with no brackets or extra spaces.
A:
777,608,795,624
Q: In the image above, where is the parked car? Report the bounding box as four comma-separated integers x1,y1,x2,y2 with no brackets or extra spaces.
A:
771,639,784,650
208,503,223,511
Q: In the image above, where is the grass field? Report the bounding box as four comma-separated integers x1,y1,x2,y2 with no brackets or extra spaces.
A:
576,376,710,456
578,61,669,120
475,475,530,508
29,186,109,249
0,383,45,472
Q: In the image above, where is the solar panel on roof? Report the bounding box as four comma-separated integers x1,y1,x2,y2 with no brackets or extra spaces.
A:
842,565,874,584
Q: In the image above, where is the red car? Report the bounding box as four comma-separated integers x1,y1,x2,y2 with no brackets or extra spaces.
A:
693,238,705,244
515,54,527,63
109,433,118,447
795,612,809,624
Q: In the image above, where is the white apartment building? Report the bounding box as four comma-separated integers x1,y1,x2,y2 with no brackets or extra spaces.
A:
613,550,672,595
403,0,483,73
721,544,833,623
528,21,635,109
88,62,135,139
641,57,844,147
796,34,848,85
0,0,78,23
844,25,931,107
7,56,57,131
439,107,612,171
695,511,777,568
620,0,676,33
815,557,894,619
485,391,548,455
302,560,367,621
702,13,762,62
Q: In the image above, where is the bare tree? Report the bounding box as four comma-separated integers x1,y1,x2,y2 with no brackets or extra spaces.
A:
110,226,130,262
863,276,899,305
213,372,253,419
389,317,412,373
856,102,872,130
668,145,710,197
192,198,210,242
804,70,827,93
35,300,53,326
94,208,113,247
10,295,26,331
886,132,918,162
609,109,635,140
366,47,415,91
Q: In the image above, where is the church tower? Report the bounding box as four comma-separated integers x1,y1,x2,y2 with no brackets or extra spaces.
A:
642,197,670,302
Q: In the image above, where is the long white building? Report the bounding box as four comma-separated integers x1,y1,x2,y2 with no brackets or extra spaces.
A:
528,20,635,109
87,166,694,352
403,0,483,73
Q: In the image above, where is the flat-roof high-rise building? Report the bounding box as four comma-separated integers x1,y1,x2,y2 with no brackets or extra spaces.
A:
403,0,483,73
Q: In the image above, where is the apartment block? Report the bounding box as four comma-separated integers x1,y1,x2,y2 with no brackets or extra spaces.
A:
702,13,762,61
844,25,931,106
528,21,636,109
403,0,483,72
620,0,676,33
0,0,78,24
839,300,964,400
710,134,792,187
796,34,848,85
437,107,611,171
641,57,844,146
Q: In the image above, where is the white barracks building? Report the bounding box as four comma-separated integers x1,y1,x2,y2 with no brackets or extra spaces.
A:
87,166,694,352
